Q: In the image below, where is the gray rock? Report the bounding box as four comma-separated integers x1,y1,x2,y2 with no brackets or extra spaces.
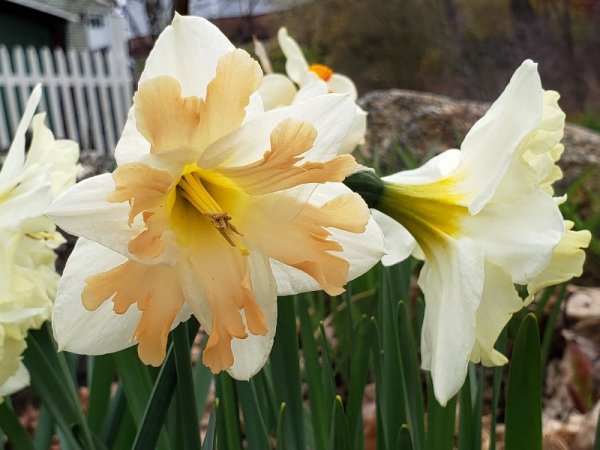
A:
358,89,600,192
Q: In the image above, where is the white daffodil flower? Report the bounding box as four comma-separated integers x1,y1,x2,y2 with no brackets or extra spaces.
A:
371,60,589,405
255,27,367,154
0,85,80,397
47,15,384,379
274,27,357,99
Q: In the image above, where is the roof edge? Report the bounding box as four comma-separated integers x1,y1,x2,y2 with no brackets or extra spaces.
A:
4,0,80,22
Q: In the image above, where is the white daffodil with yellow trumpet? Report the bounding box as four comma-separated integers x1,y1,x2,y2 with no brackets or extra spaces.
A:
345,60,590,405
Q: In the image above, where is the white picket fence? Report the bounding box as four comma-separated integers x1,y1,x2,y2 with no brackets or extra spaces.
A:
0,44,133,154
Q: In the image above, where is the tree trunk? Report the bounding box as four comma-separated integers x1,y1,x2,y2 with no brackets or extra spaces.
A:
173,0,189,15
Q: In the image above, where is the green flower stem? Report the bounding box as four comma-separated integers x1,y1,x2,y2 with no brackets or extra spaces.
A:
87,355,115,433
275,403,287,450
24,325,95,450
132,318,199,450
33,405,54,449
346,315,371,450
201,402,218,450
216,373,242,450
330,396,350,450
100,385,128,448
343,170,385,209
489,329,507,450
297,295,329,450
505,314,542,450
0,400,35,450
396,301,426,450
173,321,201,450
269,296,305,450
377,267,406,449
192,336,213,420
426,376,457,450
236,380,269,449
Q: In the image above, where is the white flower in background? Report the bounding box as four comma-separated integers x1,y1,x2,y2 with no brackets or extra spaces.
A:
255,27,367,154
0,85,80,397
370,60,589,405
47,15,384,379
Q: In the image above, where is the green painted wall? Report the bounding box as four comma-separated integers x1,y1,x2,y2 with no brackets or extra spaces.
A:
0,3,65,48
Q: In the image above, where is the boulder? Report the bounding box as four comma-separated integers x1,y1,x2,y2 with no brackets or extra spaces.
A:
358,89,600,191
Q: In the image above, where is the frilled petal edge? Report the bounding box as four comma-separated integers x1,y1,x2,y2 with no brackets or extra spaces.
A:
52,238,142,355
47,173,178,264
272,183,384,296
200,94,357,169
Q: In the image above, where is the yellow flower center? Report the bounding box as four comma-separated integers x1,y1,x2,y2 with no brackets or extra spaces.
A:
309,63,334,81
379,176,468,256
172,165,249,255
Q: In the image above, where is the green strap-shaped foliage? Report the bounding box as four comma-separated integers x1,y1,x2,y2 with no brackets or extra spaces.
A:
505,313,542,450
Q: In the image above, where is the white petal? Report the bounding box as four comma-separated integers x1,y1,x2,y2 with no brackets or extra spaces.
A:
371,209,416,266
52,238,141,355
382,149,461,185
328,73,358,101
331,216,384,281
460,60,543,213
420,237,484,406
291,78,328,104
464,188,563,284
46,174,135,257
252,36,273,74
24,113,57,166
277,27,310,85
0,363,30,397
0,169,52,227
200,94,356,168
470,262,523,366
229,250,277,380
0,85,42,194
114,107,151,165
140,15,234,97
259,74,297,110
270,260,319,295
115,15,243,165
339,105,367,154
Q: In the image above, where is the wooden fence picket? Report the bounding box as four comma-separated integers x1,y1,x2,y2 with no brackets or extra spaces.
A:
0,44,132,154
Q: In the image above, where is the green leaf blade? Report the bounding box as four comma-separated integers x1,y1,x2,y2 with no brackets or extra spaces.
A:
504,314,542,450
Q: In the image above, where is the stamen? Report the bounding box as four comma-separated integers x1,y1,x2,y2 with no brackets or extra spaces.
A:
25,231,55,240
177,169,248,255
179,173,222,214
